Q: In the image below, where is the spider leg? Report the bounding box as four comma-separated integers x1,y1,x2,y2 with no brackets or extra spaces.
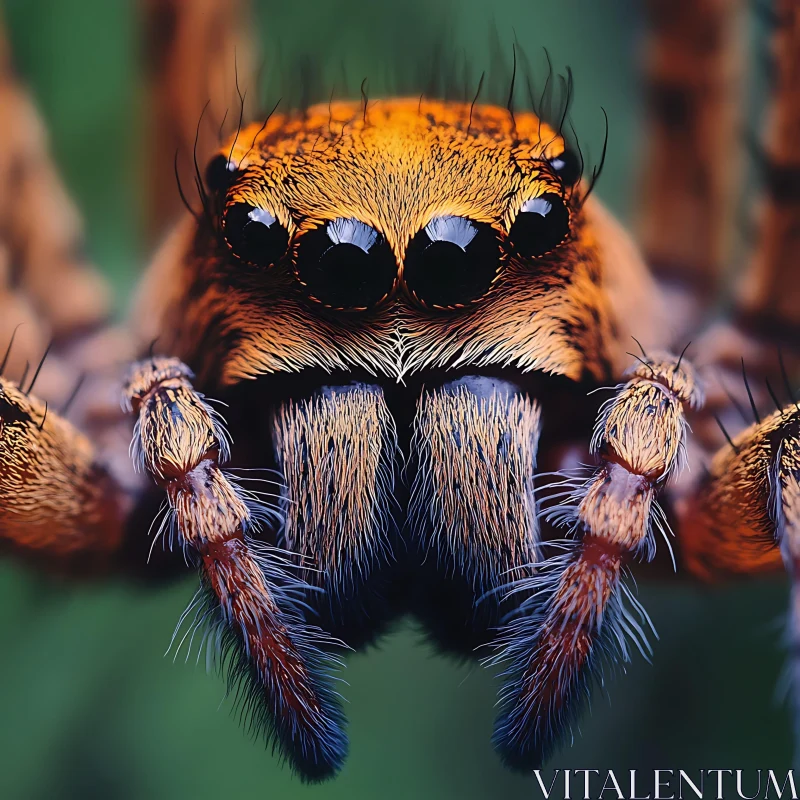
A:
777,434,800,748
123,356,347,782
0,376,126,569
488,353,703,770
639,0,744,302
683,1,800,456
679,404,800,579
0,38,111,344
679,400,800,749
735,0,800,336
0,22,181,575
141,0,257,240
0,22,117,408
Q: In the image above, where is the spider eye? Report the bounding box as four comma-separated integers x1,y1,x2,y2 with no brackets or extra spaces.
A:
294,218,397,310
549,149,581,185
403,216,501,309
223,202,290,268
508,193,570,258
205,154,238,193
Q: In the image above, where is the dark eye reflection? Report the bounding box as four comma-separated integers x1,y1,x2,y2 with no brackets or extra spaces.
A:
223,202,290,268
549,149,581,185
205,153,239,193
403,215,502,309
507,193,570,258
294,218,397,310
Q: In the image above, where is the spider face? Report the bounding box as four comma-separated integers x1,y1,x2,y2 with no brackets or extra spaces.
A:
121,99,663,779
162,100,616,387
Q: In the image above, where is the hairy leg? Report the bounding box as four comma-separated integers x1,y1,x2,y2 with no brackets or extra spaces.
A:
678,396,800,751
0,376,126,569
680,406,799,579
488,352,703,769
668,3,800,750
123,356,347,781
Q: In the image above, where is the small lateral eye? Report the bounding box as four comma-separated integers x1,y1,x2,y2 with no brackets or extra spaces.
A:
508,193,570,258
205,153,239,193
294,217,397,310
223,202,290,268
548,149,581,185
403,216,501,309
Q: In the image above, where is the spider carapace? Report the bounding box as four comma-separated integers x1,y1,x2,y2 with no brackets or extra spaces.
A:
1,91,799,782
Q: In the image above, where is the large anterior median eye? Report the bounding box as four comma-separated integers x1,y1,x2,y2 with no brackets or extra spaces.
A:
223,202,290,268
403,215,501,309
508,193,570,258
294,218,397,310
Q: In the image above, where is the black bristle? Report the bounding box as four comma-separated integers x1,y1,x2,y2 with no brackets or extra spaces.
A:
741,358,761,424
0,323,23,377
715,415,740,454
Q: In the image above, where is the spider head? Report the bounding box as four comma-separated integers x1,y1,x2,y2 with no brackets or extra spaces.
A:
149,99,636,389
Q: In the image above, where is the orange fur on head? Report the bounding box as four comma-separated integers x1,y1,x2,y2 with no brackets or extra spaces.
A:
134,99,665,388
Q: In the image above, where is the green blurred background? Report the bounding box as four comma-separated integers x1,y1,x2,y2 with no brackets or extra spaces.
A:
0,1,791,797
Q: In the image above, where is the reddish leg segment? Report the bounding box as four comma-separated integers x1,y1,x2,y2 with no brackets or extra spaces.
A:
123,357,347,782
489,353,703,768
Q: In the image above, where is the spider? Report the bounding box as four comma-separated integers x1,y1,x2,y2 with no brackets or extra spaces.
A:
0,0,798,785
